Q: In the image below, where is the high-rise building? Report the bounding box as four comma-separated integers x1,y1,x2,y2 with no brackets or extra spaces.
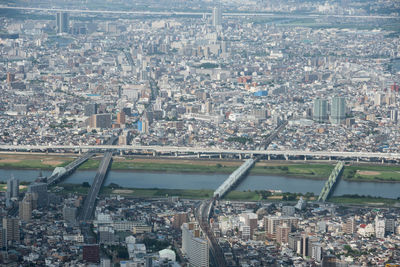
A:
172,212,188,230
117,111,126,125
83,244,100,263
2,217,20,246
212,7,222,27
28,182,48,208
56,12,69,33
264,216,298,240
391,109,398,122
321,255,337,267
385,218,396,235
6,176,19,207
276,223,290,244
375,215,386,238
0,228,6,249
99,226,115,244
63,205,77,224
288,233,302,253
6,73,15,83
313,98,328,122
302,234,309,258
330,96,346,125
344,217,356,235
374,92,385,106
241,225,251,240
90,114,112,129
311,243,323,262
282,206,295,216
85,103,98,117
19,192,37,221
181,222,209,267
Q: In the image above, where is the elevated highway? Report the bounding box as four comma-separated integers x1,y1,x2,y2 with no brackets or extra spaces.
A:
2,145,400,161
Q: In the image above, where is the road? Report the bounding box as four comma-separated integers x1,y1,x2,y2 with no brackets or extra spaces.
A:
0,6,397,19
78,151,113,221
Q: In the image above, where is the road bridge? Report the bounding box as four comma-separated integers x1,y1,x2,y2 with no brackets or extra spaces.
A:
78,151,113,221
47,152,93,185
317,161,344,202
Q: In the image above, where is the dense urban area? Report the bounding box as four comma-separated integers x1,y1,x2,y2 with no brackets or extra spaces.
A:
0,0,400,266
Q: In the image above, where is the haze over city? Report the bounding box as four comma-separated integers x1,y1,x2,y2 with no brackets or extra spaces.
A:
0,0,399,266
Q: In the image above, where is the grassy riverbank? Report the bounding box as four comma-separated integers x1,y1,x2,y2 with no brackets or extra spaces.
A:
56,183,400,206
57,183,303,201
329,195,400,206
0,154,74,170
1,153,400,182
343,165,400,182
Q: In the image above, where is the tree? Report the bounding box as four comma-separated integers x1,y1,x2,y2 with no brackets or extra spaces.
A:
108,183,121,189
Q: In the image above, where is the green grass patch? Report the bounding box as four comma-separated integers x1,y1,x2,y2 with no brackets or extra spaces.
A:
78,159,101,170
329,195,399,206
225,190,261,201
110,161,238,173
0,159,69,170
343,165,400,182
251,163,334,178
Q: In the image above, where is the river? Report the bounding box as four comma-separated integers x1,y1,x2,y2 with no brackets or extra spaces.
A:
0,169,399,199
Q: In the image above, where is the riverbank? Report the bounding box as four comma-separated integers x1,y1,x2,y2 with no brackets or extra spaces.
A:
1,153,400,182
55,183,400,206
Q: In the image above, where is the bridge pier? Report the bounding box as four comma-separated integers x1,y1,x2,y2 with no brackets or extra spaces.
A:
284,154,288,161
175,152,178,157
382,158,384,164
79,149,82,155
239,154,242,160
197,153,200,158
120,150,123,156
304,155,307,161
153,151,156,157
219,154,222,159
267,155,271,161
357,157,359,163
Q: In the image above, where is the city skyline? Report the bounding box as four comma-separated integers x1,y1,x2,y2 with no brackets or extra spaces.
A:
0,0,399,266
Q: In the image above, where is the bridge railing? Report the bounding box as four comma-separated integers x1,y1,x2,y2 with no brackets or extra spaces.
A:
317,161,344,202
214,158,255,198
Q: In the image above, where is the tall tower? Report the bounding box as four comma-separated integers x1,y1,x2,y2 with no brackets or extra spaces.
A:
56,12,69,34
330,96,346,125
212,7,222,27
313,98,328,123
